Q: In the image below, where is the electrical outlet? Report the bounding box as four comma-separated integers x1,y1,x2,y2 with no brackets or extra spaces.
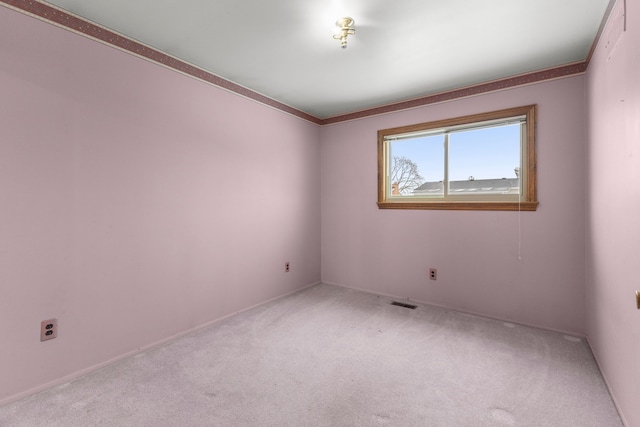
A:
429,268,437,280
285,262,290,272
40,318,58,342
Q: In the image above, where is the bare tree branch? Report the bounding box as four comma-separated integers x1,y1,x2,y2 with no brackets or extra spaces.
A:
391,156,424,194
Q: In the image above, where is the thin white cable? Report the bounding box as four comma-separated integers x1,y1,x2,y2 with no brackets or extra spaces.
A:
518,195,522,261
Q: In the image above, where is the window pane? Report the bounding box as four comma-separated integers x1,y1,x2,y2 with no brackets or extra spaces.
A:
389,135,444,196
448,124,520,195
377,105,537,210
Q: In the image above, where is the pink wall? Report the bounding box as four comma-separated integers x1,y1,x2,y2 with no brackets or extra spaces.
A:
586,0,640,425
4,1,638,421
321,76,587,335
0,6,320,404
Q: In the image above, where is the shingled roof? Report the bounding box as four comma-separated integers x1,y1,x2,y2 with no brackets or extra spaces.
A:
413,178,519,195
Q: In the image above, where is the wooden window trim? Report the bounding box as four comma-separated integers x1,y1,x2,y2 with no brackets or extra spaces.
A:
377,105,538,211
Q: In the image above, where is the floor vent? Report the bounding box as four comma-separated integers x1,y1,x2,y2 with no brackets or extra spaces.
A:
391,301,417,310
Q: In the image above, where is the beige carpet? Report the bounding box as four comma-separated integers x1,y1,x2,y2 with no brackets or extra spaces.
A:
0,284,623,426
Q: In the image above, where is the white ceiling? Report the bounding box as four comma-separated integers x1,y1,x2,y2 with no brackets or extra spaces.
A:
43,0,610,119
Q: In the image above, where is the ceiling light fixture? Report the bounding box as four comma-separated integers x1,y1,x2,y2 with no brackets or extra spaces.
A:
333,17,355,49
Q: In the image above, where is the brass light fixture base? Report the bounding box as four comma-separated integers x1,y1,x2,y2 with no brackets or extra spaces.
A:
336,17,354,28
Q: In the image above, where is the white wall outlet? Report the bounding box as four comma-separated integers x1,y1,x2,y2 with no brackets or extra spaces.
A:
429,268,437,280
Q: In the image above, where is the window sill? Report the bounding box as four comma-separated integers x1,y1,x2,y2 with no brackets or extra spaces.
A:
376,201,539,211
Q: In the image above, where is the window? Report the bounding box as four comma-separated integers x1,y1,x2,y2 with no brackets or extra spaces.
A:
377,105,537,211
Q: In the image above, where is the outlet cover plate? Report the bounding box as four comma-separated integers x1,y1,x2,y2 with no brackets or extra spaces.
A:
40,318,58,341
